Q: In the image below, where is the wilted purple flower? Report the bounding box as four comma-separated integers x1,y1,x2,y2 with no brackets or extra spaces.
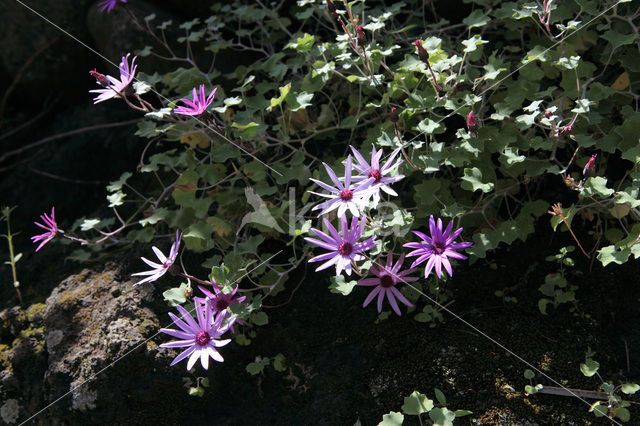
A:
358,253,417,316
98,0,127,13
131,230,181,286
31,207,58,252
310,156,373,217
89,53,137,104
349,145,404,205
583,154,597,177
404,216,473,279
159,298,232,370
304,215,377,276
174,85,217,116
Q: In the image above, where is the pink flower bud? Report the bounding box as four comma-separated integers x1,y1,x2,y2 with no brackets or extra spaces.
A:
390,107,399,123
413,39,430,64
561,124,573,135
89,69,109,87
356,25,365,42
583,154,597,177
466,110,477,129
326,0,338,17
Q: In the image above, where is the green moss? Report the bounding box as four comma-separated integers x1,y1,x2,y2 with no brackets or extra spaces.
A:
56,289,79,307
11,325,45,352
0,343,12,372
26,303,46,323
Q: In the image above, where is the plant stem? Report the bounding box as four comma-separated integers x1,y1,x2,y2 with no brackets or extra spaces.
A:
3,209,24,306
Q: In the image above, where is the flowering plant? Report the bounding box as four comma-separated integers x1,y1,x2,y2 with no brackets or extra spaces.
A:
26,0,640,383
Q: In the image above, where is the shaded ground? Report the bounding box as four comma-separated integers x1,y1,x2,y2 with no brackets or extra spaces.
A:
2,214,639,424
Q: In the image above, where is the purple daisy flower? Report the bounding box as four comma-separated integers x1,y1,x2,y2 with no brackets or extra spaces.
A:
131,230,181,286
98,0,127,13
304,214,377,276
89,53,137,104
349,145,404,205
403,216,473,279
309,156,374,218
159,298,232,370
31,207,58,252
358,253,418,316
198,283,246,314
174,85,217,116
198,283,246,333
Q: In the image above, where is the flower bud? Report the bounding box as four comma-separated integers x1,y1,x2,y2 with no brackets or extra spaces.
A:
89,69,109,87
583,154,597,177
390,107,399,123
356,25,365,42
544,110,552,119
561,124,573,135
326,0,338,17
466,110,477,129
413,39,430,64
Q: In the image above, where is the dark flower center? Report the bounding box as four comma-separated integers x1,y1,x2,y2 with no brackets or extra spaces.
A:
340,189,353,201
195,330,210,346
368,169,382,183
380,274,394,288
431,242,446,255
214,297,230,311
338,242,353,256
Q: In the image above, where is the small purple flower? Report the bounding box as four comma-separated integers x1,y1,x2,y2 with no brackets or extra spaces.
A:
131,230,181,286
174,85,217,116
98,0,127,13
404,216,473,279
31,207,58,252
159,298,232,370
349,145,404,205
583,154,597,177
89,53,137,104
358,253,417,316
309,156,374,217
304,215,377,276
198,283,246,333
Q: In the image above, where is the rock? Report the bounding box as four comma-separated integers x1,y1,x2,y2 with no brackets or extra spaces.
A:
0,264,201,424
41,266,169,420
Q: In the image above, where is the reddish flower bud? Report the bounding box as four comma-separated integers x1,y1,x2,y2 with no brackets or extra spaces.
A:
413,39,430,64
326,0,338,17
390,107,399,123
561,124,573,135
544,110,552,118
466,110,477,129
583,154,597,177
356,25,365,42
89,69,109,87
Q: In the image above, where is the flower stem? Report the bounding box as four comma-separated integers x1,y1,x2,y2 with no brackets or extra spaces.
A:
2,207,24,306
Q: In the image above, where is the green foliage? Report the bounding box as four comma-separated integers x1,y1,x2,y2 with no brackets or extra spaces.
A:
382,389,470,425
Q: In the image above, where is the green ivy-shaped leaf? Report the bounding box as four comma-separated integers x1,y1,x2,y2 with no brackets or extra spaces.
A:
461,167,494,193
401,391,434,415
